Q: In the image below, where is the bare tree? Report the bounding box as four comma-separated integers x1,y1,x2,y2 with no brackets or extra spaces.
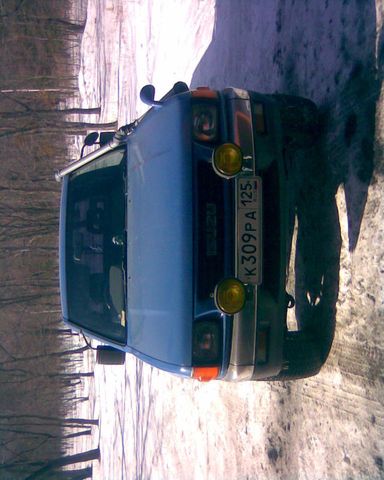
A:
0,1,103,477
24,448,100,480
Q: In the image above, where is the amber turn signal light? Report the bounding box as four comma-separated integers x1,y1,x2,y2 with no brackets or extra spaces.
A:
192,366,220,382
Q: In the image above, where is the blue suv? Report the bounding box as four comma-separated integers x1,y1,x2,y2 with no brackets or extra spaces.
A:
57,82,324,381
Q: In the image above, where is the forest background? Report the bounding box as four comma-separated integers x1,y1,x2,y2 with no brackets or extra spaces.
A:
0,1,103,478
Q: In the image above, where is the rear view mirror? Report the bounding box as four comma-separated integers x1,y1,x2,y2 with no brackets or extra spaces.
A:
140,82,189,108
84,131,99,146
96,345,125,365
80,132,100,158
140,84,162,107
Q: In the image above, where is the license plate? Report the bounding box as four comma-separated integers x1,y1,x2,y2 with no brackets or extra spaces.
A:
237,177,262,285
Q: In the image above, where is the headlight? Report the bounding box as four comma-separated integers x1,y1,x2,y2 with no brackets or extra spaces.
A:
215,278,246,314
192,103,218,142
192,320,221,365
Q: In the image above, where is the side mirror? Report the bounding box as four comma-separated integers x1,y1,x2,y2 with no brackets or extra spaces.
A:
84,131,99,146
140,84,162,107
172,81,189,94
140,82,189,108
80,132,100,158
96,345,125,365
99,131,115,146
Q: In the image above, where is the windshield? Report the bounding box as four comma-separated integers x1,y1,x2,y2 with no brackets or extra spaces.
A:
64,147,127,343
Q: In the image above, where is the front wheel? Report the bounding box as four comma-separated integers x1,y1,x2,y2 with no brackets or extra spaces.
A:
272,94,320,149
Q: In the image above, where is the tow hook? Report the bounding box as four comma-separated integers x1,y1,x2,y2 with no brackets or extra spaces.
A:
286,293,295,309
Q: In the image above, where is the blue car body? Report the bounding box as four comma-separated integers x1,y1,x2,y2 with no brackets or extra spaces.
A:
58,84,323,381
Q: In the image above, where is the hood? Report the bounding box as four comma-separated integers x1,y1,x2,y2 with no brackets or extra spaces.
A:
126,94,194,366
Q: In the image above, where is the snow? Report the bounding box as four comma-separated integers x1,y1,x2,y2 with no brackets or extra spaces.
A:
78,0,215,122
71,0,384,478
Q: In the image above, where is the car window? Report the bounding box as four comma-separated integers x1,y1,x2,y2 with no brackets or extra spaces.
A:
64,148,127,343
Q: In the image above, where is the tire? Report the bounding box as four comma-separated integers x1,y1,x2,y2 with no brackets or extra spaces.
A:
272,94,320,149
267,331,324,381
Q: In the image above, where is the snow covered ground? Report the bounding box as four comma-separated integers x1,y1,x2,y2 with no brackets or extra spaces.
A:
71,0,384,478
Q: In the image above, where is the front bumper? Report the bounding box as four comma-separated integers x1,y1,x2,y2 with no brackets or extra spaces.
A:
221,88,288,381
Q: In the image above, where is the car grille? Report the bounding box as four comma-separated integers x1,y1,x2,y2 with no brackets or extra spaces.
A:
259,160,282,299
196,161,225,300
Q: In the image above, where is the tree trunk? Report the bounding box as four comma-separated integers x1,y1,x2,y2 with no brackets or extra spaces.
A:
51,467,92,479
0,107,101,118
24,448,100,480
0,346,89,365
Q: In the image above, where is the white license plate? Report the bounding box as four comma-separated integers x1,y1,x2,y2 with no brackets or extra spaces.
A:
237,177,262,285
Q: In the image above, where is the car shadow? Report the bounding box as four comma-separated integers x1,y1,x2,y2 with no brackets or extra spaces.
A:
286,133,340,360
191,0,381,362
